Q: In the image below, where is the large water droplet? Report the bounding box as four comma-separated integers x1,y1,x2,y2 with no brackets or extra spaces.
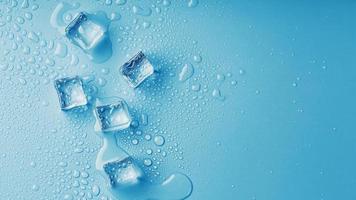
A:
132,5,152,16
179,63,194,82
154,135,165,146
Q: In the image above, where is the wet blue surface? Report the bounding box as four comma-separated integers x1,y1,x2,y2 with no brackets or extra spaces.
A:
0,0,356,199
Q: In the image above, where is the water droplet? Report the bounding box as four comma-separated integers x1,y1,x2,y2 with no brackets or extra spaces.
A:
188,0,199,8
32,184,39,191
142,21,151,29
191,84,200,91
132,139,139,145
216,74,225,81
141,114,148,126
154,135,165,146
105,0,112,5
193,54,202,63
179,63,194,82
110,12,121,21
92,185,100,196
19,78,27,85
97,77,107,87
58,161,68,167
28,31,39,43
163,0,171,7
73,170,80,178
144,159,152,166
21,0,29,9
70,54,79,66
81,171,89,178
146,149,153,155
239,69,245,75
63,194,73,200
30,161,36,168
145,134,152,141
212,88,225,101
132,5,152,16
115,0,127,5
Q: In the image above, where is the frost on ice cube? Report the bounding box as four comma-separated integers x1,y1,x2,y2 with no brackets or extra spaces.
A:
121,51,154,88
54,76,88,110
94,97,132,132
103,157,143,188
65,12,105,51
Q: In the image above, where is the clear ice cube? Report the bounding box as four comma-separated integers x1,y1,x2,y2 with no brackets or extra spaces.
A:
65,12,105,51
121,51,154,88
54,76,88,110
94,97,132,132
103,157,143,188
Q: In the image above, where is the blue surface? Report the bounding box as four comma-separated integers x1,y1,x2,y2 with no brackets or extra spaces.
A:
1,0,356,199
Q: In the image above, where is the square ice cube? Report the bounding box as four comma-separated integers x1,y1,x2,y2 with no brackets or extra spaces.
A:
54,76,88,110
65,12,105,50
103,157,143,188
94,97,132,132
121,51,154,88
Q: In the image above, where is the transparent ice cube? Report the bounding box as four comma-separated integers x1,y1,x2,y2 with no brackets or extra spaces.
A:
121,51,154,88
54,76,88,110
94,97,132,132
65,12,105,51
103,156,143,188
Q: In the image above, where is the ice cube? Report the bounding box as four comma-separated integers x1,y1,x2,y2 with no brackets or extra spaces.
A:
65,12,105,51
121,51,154,88
103,157,143,188
54,76,88,110
94,97,132,132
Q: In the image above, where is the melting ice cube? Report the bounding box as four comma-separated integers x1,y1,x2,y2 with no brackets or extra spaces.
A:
54,76,88,110
65,11,112,63
65,12,106,50
94,97,132,132
103,156,143,188
65,12,105,50
121,51,154,88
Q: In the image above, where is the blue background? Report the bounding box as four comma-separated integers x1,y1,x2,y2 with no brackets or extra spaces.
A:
0,0,356,199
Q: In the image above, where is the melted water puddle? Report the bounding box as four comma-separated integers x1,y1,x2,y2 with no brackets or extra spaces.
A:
96,134,193,200
51,3,112,63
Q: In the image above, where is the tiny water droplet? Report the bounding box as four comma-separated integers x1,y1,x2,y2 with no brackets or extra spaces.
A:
32,184,39,191
188,0,199,8
191,84,200,91
193,54,202,63
132,139,139,145
144,158,152,166
216,74,225,81
132,5,152,16
145,134,152,141
239,69,245,75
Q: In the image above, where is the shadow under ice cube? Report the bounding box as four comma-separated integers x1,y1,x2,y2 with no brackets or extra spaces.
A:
94,97,132,132
65,12,105,51
54,76,88,110
103,157,143,188
121,51,154,88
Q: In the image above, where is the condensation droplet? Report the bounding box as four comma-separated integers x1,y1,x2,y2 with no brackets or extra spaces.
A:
154,135,165,146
